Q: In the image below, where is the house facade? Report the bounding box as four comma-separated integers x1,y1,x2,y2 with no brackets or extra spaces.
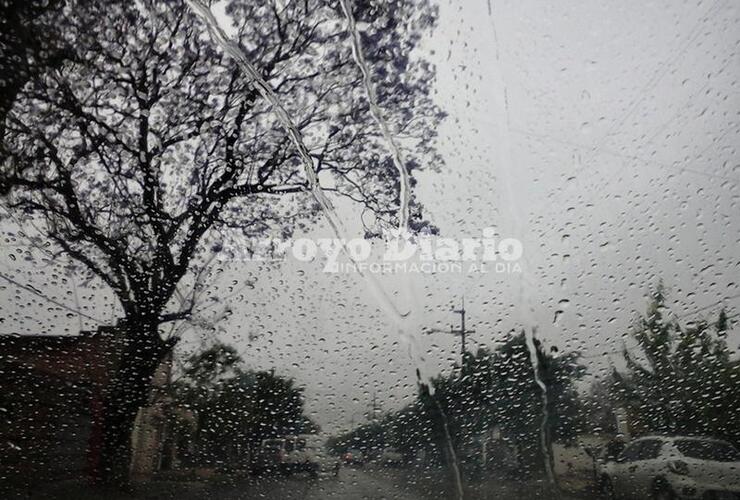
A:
0,326,192,489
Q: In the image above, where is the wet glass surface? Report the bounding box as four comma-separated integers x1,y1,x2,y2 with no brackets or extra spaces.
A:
1,0,739,498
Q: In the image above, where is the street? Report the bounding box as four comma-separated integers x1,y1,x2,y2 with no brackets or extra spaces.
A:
194,466,582,500
209,468,436,500
13,463,589,499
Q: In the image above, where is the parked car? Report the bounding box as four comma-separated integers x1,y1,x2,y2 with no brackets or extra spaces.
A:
252,435,339,477
378,447,404,467
597,435,740,499
342,448,365,466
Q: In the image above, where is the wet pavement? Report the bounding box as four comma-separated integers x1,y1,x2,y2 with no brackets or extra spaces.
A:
206,466,583,500
214,467,433,500
11,466,585,499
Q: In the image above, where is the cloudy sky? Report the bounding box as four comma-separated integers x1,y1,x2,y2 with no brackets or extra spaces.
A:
1,0,738,433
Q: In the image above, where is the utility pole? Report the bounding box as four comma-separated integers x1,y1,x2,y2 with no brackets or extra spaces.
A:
451,296,472,358
370,391,381,424
426,296,475,363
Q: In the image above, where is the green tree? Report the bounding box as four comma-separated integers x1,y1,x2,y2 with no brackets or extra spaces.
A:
413,334,584,476
610,285,740,444
171,342,318,466
580,379,619,436
331,335,585,478
328,419,385,457
467,335,583,474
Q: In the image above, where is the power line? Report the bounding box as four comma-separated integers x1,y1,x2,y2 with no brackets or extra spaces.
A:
0,270,104,324
539,0,730,209
565,0,728,185
579,298,739,360
675,294,740,319
514,128,740,185
579,342,642,360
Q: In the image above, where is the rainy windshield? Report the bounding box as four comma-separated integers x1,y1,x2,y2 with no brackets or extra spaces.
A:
1,0,739,499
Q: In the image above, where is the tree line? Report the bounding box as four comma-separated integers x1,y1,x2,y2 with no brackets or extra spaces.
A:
330,285,739,480
164,342,318,468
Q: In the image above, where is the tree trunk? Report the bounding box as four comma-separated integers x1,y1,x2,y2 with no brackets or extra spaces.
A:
95,319,172,487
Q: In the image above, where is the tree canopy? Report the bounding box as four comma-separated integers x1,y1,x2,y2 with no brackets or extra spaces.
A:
1,0,443,326
608,285,740,445
330,332,585,477
170,342,318,465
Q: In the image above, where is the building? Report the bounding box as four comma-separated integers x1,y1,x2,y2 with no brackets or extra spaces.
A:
129,351,196,478
0,328,120,487
0,326,193,489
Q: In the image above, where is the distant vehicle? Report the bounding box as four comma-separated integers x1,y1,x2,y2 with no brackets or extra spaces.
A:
378,447,404,467
253,435,340,477
597,435,740,499
303,435,341,477
342,448,365,466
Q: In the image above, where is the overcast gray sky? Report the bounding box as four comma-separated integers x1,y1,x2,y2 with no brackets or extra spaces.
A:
1,0,739,434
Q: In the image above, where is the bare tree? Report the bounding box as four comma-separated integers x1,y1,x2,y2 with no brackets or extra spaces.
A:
0,0,442,484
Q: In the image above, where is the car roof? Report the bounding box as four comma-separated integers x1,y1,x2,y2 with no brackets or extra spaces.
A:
631,435,732,445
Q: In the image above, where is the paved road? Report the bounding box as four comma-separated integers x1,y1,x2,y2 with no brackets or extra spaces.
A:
13,466,583,499
216,468,433,500
204,467,582,500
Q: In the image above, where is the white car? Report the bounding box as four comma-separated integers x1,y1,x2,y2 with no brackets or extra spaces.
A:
295,435,341,477
597,435,740,499
253,435,339,477
378,447,404,466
